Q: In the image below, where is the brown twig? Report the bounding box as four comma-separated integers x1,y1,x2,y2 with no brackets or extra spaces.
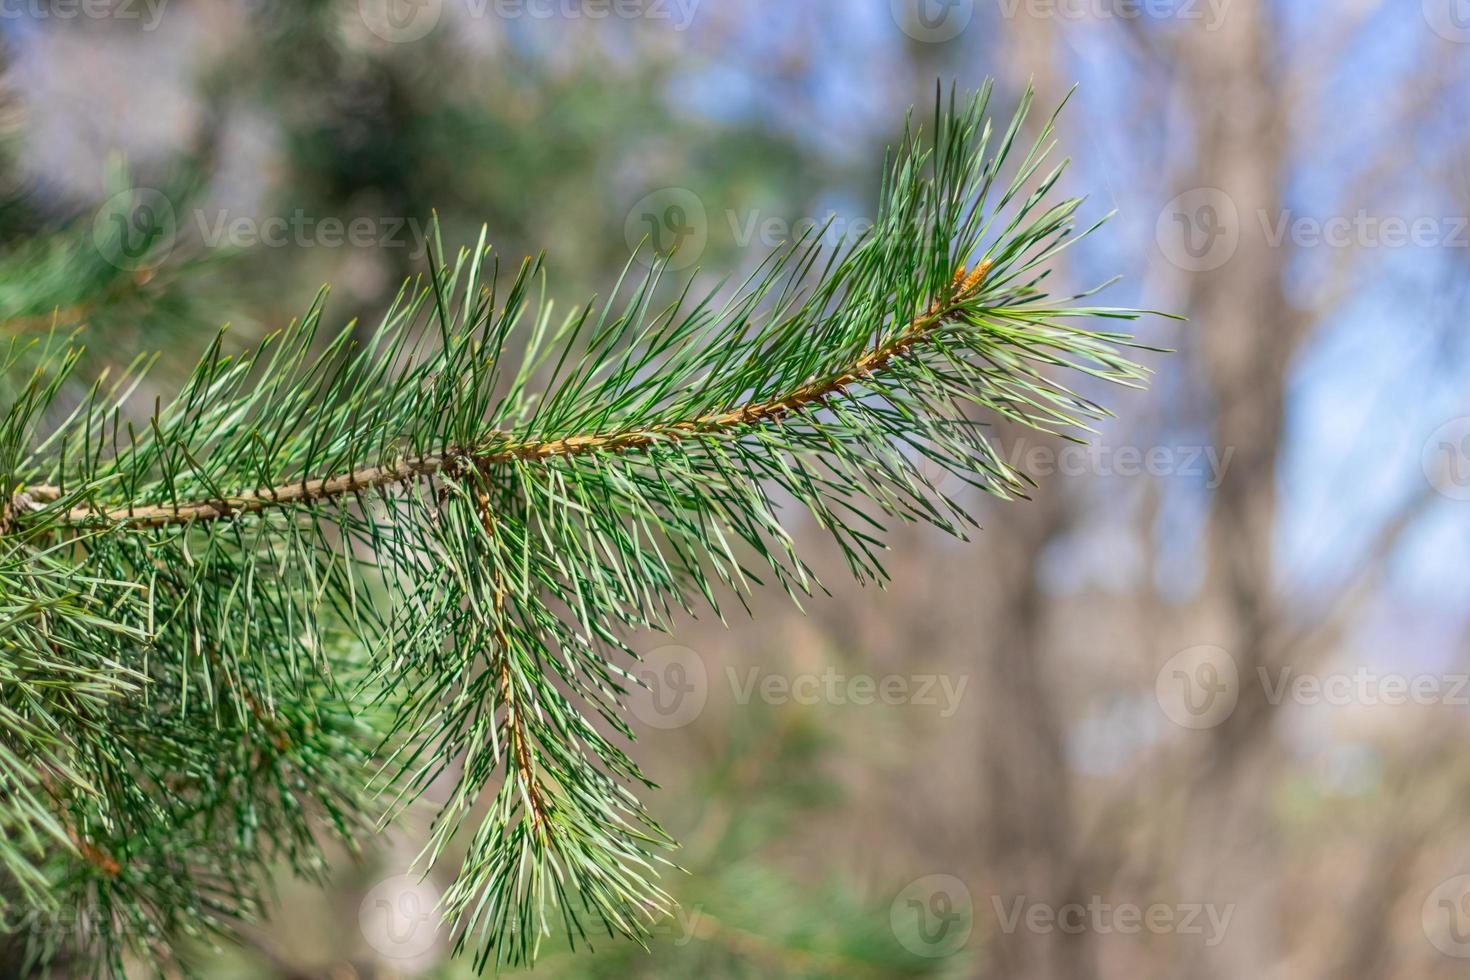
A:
37,771,121,877
17,262,990,531
479,498,551,832
204,646,292,753
1,268,159,335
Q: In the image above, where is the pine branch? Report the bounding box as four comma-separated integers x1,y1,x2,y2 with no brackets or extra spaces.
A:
0,82,1167,974
12,263,994,530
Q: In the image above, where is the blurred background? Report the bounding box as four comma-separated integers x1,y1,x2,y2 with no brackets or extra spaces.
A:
3,0,1470,976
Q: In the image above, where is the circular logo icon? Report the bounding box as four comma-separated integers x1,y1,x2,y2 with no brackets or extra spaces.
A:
91,188,176,272
1424,0,1470,43
359,874,443,966
1424,875,1470,957
890,874,973,958
1423,417,1470,501
1155,645,1238,729
1155,188,1240,272
890,0,974,43
625,187,708,271
627,644,708,730
359,0,443,43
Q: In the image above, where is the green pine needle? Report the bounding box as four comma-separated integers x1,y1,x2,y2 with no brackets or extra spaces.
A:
0,81,1164,973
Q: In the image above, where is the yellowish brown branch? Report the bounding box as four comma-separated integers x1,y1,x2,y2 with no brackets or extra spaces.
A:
38,771,122,878
18,262,989,531
205,646,292,753
480,500,551,832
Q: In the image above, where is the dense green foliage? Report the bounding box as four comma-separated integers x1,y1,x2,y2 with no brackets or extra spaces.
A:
0,84,1154,974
